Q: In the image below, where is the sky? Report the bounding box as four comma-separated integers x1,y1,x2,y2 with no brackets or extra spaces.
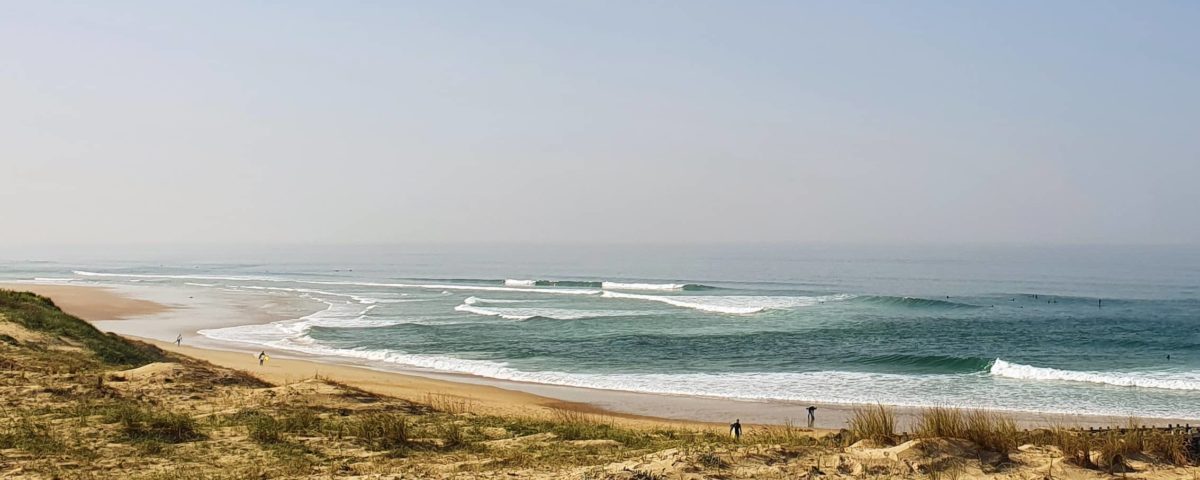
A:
2,1,1198,246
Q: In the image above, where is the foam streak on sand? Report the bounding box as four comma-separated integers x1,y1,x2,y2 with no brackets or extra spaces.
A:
989,358,1200,391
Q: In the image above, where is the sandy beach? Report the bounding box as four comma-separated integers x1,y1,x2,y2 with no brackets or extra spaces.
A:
4,283,171,320
2,282,1192,432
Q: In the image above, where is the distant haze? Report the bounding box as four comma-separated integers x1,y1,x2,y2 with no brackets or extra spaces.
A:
2,2,1198,246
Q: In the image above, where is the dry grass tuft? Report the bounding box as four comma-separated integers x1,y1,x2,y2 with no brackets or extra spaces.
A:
848,404,895,445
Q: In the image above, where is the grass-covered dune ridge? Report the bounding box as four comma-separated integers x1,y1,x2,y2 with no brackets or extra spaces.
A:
0,289,165,366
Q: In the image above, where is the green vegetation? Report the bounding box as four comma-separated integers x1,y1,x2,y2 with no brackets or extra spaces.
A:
0,289,165,366
848,403,896,445
0,413,65,456
105,403,204,444
916,407,1019,455
339,412,411,451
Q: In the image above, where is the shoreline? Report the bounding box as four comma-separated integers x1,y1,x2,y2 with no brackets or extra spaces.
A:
3,281,1195,431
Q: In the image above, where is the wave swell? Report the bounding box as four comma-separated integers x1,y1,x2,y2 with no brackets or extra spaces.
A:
853,296,979,309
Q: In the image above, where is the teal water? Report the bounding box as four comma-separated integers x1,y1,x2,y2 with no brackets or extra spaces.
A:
3,245,1198,418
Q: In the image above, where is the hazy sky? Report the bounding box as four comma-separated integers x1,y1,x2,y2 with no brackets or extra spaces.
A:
2,1,1198,246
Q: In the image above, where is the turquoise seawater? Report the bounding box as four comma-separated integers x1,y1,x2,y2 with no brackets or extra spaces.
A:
3,245,1198,418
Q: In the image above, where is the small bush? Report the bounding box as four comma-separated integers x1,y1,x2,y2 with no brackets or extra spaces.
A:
848,404,895,445
698,451,728,469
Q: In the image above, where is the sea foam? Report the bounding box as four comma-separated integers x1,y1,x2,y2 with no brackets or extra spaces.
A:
989,359,1200,391
600,291,854,314
455,303,644,321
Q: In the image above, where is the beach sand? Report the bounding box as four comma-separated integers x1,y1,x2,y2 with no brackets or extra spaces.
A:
3,282,1192,432
2,283,171,320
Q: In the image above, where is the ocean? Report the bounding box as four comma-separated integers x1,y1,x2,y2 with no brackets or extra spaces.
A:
3,244,1198,419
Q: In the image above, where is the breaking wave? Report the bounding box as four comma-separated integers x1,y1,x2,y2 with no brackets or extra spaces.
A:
853,354,994,374
503,279,714,291
599,291,854,314
989,359,1200,391
454,303,642,321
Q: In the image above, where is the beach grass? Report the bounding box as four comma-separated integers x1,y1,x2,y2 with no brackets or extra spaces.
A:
0,412,66,457
104,403,205,444
0,289,166,366
848,403,896,445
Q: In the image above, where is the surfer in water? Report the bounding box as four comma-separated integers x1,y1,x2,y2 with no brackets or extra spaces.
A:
730,419,742,440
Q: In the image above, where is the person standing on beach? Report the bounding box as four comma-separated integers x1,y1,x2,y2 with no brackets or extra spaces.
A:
175,334,182,346
258,351,267,366
730,419,742,440
807,406,817,427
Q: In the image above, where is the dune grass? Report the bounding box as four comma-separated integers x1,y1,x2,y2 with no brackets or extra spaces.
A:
848,404,896,445
340,412,411,451
0,289,165,366
0,413,65,457
104,403,204,444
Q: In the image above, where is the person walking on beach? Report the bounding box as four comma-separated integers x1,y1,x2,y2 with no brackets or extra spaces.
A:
730,419,742,440
175,334,182,346
258,351,267,366
807,406,817,427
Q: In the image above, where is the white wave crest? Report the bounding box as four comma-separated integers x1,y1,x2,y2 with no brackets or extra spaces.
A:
600,291,854,314
601,282,689,291
989,359,1200,391
464,296,531,305
74,270,601,296
199,296,405,345
31,277,78,283
504,279,538,287
455,303,640,321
